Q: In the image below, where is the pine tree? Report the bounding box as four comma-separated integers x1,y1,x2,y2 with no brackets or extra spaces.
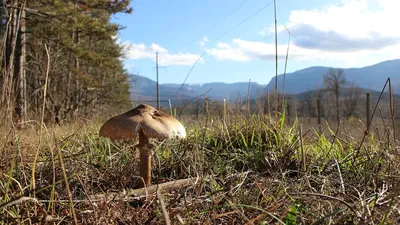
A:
0,0,133,125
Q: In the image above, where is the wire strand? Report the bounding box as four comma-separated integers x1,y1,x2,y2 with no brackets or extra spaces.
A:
176,0,275,102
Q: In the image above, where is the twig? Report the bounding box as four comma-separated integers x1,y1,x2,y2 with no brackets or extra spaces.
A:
213,210,240,220
30,43,50,218
57,139,79,225
0,197,39,209
299,124,306,173
290,192,360,217
90,177,200,202
245,213,265,225
273,0,279,123
334,158,345,194
281,26,291,115
157,189,171,225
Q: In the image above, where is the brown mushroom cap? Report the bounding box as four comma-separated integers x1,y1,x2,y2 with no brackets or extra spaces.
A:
99,104,186,141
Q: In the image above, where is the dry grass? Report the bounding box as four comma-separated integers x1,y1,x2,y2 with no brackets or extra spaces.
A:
1,111,400,224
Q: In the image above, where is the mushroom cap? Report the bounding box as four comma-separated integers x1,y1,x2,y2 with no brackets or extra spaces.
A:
99,104,186,140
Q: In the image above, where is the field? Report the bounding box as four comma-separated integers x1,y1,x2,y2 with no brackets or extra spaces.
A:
2,0,399,224
1,106,400,225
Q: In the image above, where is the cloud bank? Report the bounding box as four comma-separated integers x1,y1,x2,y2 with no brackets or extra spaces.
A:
206,0,400,65
123,42,202,66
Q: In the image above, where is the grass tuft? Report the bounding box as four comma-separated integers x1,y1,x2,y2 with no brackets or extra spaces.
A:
1,113,400,224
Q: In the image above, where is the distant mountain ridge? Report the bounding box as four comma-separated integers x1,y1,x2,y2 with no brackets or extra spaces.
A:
130,59,400,102
130,76,265,102
266,59,400,94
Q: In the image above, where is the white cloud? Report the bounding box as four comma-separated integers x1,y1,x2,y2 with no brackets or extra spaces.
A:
123,42,203,66
199,36,209,46
206,37,400,67
149,43,168,53
206,38,316,62
206,43,250,62
259,25,275,37
282,0,400,51
216,42,231,49
208,0,400,65
158,52,203,66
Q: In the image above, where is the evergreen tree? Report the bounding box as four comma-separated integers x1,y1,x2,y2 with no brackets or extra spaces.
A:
0,0,133,125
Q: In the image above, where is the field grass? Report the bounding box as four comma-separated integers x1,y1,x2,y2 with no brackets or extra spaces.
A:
1,111,400,224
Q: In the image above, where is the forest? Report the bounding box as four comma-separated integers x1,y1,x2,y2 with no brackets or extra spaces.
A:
1,1,400,224
0,0,132,126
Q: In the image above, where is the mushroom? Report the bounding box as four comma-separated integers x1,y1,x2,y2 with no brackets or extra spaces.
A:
99,104,186,186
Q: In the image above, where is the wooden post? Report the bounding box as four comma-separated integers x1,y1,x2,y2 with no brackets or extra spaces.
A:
246,80,251,144
286,101,290,124
204,97,209,119
156,52,160,110
223,98,226,122
317,98,321,134
389,79,396,141
366,92,370,131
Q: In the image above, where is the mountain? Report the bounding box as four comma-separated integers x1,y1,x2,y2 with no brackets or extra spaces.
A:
163,82,265,100
130,75,197,103
267,59,400,94
130,75,265,103
130,59,400,103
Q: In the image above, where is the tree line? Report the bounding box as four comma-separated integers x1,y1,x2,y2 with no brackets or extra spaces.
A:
0,0,132,127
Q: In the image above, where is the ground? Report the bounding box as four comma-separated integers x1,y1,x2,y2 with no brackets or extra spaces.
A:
1,112,400,224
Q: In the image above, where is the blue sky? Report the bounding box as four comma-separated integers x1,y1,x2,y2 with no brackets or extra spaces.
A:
112,0,400,85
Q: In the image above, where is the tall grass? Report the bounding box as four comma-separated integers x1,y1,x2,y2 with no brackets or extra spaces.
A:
1,110,400,224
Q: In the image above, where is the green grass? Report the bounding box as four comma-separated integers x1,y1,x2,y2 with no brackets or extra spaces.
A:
1,113,400,224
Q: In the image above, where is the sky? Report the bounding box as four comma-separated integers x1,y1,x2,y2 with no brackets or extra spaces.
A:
112,0,400,85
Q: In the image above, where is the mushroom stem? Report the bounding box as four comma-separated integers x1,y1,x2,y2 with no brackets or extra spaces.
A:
138,129,149,147
139,147,152,186
137,129,152,186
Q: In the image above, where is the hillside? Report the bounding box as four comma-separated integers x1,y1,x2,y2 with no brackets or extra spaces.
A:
130,59,400,103
130,75,265,103
266,59,400,94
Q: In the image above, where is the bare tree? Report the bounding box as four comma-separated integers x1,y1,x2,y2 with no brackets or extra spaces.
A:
313,88,325,117
324,68,345,124
343,83,363,118
302,89,315,117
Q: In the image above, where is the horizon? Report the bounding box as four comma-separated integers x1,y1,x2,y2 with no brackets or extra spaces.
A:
113,0,400,85
133,58,400,85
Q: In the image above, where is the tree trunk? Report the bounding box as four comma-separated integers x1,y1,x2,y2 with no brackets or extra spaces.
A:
1,5,21,121
1,4,12,107
74,29,80,115
15,7,26,127
335,89,340,124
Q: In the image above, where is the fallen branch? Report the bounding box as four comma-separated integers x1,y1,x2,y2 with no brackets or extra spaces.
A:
0,197,39,209
90,177,201,202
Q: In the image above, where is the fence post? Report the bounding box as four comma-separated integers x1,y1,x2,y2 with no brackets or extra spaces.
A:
168,99,172,116
317,98,321,134
286,101,290,124
366,92,370,131
205,96,209,117
223,98,227,122
393,94,397,141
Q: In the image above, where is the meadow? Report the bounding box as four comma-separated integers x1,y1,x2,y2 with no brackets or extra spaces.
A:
1,101,400,225
2,1,399,224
